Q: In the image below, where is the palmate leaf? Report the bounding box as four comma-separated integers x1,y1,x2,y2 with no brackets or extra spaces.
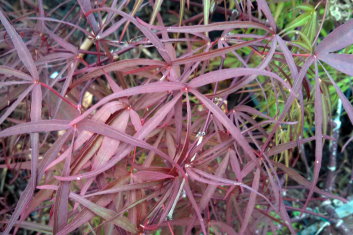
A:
45,101,124,171
0,12,45,235
314,19,353,148
2,0,353,233
185,166,273,207
190,89,257,161
76,119,168,161
1,120,68,235
0,9,40,134
56,93,183,181
92,7,172,63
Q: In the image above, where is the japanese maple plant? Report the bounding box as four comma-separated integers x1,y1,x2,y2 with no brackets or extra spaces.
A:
1,0,353,234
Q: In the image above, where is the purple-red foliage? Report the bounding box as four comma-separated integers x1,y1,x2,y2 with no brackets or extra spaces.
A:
1,0,353,234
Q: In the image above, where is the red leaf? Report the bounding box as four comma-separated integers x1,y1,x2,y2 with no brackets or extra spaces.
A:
316,18,353,54
85,181,160,197
190,89,257,161
0,120,71,138
199,155,229,211
0,66,33,81
70,82,184,125
0,10,38,79
56,94,183,181
318,53,353,76
320,61,353,149
0,84,34,125
256,0,276,31
272,161,347,202
188,68,292,92
239,168,260,234
134,170,175,182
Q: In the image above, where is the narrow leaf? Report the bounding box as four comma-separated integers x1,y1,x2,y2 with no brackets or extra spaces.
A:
161,21,271,33
149,0,163,24
70,82,184,125
272,161,346,202
0,119,71,138
0,66,33,81
188,68,292,91
239,168,260,234
199,155,229,211
134,170,174,182
190,89,257,161
85,181,160,197
56,94,183,181
0,10,38,79
0,84,34,125
316,18,353,54
256,0,276,31
318,53,353,76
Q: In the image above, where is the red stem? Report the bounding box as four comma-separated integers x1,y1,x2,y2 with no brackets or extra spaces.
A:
38,82,79,111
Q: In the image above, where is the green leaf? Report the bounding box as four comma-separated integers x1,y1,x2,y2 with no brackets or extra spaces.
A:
296,4,314,12
292,41,312,52
179,0,185,26
283,30,312,51
203,0,210,26
282,12,311,33
149,0,163,24
307,11,317,42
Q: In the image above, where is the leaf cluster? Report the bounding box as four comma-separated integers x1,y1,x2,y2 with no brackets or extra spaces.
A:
0,0,353,234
